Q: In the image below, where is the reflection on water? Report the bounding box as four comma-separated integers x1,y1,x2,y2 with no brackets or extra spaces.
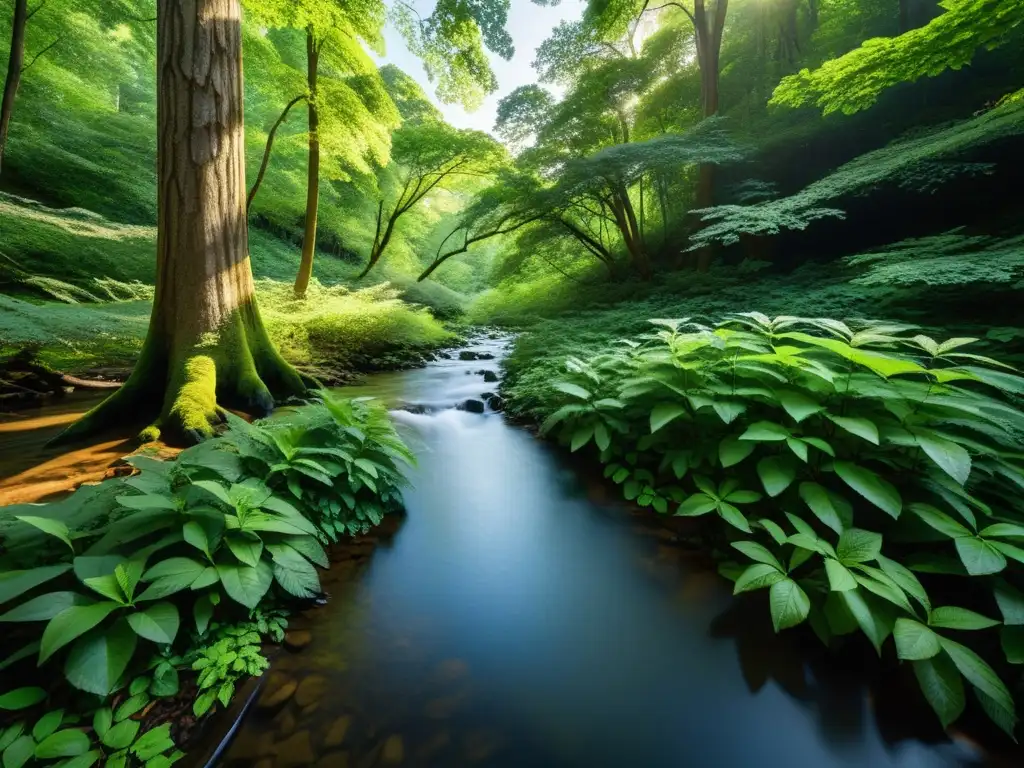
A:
216,337,1003,766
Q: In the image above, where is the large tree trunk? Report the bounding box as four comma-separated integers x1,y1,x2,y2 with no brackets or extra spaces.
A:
57,0,306,446
0,0,28,177
294,28,320,298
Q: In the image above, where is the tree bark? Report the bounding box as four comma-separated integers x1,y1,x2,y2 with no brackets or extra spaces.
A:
0,0,28,177
56,0,306,446
294,27,320,298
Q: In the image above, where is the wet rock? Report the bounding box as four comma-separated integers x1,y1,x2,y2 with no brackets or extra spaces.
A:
274,708,297,738
457,351,480,361
416,731,451,761
273,730,315,767
458,399,485,414
230,731,275,761
258,672,298,709
474,369,499,382
485,394,505,412
382,735,405,764
294,674,328,707
324,715,352,747
316,751,350,768
285,630,313,651
255,759,274,768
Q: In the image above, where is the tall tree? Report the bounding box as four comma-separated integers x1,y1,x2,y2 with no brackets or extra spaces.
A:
59,0,307,445
1,0,29,176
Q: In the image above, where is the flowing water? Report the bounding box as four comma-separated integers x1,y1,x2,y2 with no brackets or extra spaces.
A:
216,335,1013,768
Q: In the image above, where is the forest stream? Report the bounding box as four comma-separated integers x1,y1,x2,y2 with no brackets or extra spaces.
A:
184,335,1004,768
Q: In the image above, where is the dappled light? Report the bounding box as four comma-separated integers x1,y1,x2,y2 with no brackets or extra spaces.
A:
1,0,1023,766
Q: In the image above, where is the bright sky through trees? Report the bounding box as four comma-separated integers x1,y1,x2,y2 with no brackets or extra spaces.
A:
376,0,587,135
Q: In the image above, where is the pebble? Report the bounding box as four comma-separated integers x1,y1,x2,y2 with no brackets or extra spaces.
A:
324,715,352,747
258,673,298,709
316,751,350,768
272,730,315,767
285,630,313,651
294,674,328,707
382,734,405,764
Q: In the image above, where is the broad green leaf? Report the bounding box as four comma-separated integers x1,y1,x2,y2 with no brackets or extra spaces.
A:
827,415,879,445
0,565,71,606
801,436,835,456
131,723,175,761
0,687,46,710
126,603,180,644
2,735,35,768
676,493,717,517
825,559,857,591
716,502,751,533
593,422,611,451
115,494,177,511
539,404,587,434
93,708,111,739
40,602,121,664
0,592,93,623
991,540,1024,565
894,619,942,660
913,654,965,728
853,571,913,614
711,401,746,424
569,424,594,452
837,528,882,564
733,564,785,594
769,578,811,632
225,533,263,568
841,588,894,655
993,580,1024,625
552,382,591,400
14,517,74,553
877,555,931,612
1002,626,1024,665
912,430,972,486
929,606,1000,631
731,541,783,570
739,421,790,442
284,536,329,568
757,456,796,498
759,519,788,546
0,723,24,751
939,637,1015,716
834,461,901,518
101,719,139,750
34,729,90,759
777,390,823,422
908,503,970,539
719,437,755,468
980,523,1024,539
975,689,1020,739
190,480,232,507
798,482,843,534
217,562,273,610
786,438,809,462
64,621,138,696
83,575,126,604
954,537,1007,575
32,709,62,741
194,594,215,635
267,544,320,599
183,522,212,561
650,404,687,433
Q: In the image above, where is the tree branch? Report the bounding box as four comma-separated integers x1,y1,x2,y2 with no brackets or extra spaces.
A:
26,0,46,21
20,37,60,73
247,94,306,213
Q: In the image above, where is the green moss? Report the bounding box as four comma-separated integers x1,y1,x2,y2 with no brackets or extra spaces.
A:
164,355,220,443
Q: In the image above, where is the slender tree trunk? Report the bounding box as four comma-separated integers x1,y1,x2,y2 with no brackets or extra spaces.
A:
56,0,306,446
0,0,28,177
247,93,305,214
294,28,320,298
358,201,398,279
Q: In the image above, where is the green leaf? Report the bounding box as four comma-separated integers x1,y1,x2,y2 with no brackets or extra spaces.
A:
650,403,687,433
877,555,931,612
0,688,46,711
716,502,751,533
827,415,879,445
801,436,835,456
929,607,1000,631
93,708,112,739
539,404,587,434
833,461,901,518
994,580,1024,625
131,724,175,761
114,693,149,722
32,709,63,741
14,517,74,553
0,723,23,752
51,751,100,768
2,735,35,768
34,729,90,759
0,592,93,623
908,503,970,539
777,390,823,422
217,562,273,610
268,544,321,599
83,575,126,604
798,483,843,535
731,541,783,570
939,636,1015,716
759,519,788,546
64,621,138,696
183,522,212,561
719,437,755,468
190,481,232,506
913,654,965,728
786,438,809,462
593,422,611,451
756,455,796,498
40,602,121,664
127,603,180,644
116,494,177,511
825,559,857,591
836,528,882,564
980,523,1024,539
552,381,591,400
0,565,71,606
711,401,746,424
912,429,972,486
842,589,895,654
101,720,140,750
569,424,594,452
225,533,263,568
739,421,790,442
1002,626,1024,665
954,536,1007,575
193,595,215,635
676,493,717,517
733,563,785,593
769,578,811,632
894,619,942,660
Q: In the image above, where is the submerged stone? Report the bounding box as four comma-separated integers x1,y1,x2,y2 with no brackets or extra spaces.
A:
258,673,298,709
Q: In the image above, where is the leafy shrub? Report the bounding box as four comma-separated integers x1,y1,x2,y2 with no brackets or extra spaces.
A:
0,396,414,761
538,312,1024,735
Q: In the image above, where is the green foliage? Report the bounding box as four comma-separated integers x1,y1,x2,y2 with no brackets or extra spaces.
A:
532,312,1024,735
186,622,269,717
771,0,1024,115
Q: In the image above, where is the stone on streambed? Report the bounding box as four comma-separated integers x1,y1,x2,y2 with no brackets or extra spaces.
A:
458,350,495,361
324,715,352,747
294,674,328,707
475,369,499,382
382,735,405,764
272,730,315,767
285,630,313,651
258,672,298,709
316,751,350,768
458,399,485,414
